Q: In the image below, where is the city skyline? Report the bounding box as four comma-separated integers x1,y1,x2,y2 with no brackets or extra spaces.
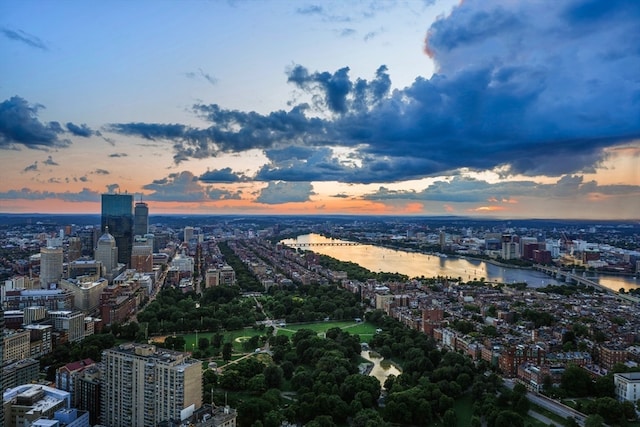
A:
1,0,639,219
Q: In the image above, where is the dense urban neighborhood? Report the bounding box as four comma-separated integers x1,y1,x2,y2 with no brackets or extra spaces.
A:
1,211,640,426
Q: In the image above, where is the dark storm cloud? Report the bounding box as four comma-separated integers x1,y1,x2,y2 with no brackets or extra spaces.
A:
105,123,187,140
0,96,69,149
66,122,94,137
109,153,128,158
199,168,246,183
0,187,99,202
286,64,390,114
1,28,48,50
143,171,241,202
256,182,315,204
108,0,640,182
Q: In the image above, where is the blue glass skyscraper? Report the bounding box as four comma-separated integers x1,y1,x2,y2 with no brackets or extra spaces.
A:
101,193,133,266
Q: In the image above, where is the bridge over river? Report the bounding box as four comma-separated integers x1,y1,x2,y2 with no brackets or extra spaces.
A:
284,242,361,248
534,265,639,304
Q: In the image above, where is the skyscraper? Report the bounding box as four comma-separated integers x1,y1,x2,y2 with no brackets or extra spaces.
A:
95,227,118,278
40,246,64,288
101,193,133,266
1,303,4,427
101,343,202,427
134,201,149,237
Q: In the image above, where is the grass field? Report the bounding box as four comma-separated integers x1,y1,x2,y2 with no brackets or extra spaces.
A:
276,320,378,342
150,320,379,353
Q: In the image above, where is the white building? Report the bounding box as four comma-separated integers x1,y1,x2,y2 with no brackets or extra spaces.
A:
94,228,118,278
614,372,640,402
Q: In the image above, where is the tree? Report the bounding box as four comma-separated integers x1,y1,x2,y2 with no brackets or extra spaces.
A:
263,365,283,389
198,337,210,350
494,410,524,427
561,365,592,397
222,342,233,361
584,414,604,427
443,408,457,426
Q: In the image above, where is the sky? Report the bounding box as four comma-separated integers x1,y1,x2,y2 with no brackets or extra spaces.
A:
1,0,639,219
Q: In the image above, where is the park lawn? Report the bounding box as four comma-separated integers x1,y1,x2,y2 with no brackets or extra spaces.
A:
277,321,378,343
154,321,378,354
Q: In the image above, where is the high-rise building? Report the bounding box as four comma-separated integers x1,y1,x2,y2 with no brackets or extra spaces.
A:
95,228,118,278
101,193,133,266
184,226,195,242
101,343,202,427
40,246,64,288
1,303,4,427
134,201,149,237
67,236,82,262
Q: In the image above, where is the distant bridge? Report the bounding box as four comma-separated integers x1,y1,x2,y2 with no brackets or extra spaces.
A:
284,242,361,248
533,265,639,303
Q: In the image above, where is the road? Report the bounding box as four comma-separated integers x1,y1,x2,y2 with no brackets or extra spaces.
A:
504,378,586,426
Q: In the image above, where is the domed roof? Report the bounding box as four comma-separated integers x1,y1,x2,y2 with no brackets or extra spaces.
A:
98,227,116,244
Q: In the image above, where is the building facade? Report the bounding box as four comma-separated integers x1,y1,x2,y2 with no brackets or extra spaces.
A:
614,372,640,402
40,246,64,289
101,343,202,427
134,201,149,237
101,193,133,266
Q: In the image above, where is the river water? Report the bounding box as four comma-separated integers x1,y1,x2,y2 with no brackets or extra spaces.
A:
282,234,640,292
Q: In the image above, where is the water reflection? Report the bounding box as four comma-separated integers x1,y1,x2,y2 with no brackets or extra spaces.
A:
282,234,639,291
361,350,401,389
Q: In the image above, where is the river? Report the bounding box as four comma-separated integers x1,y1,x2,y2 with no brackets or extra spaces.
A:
282,234,640,292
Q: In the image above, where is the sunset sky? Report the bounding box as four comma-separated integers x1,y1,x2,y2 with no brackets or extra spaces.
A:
1,0,639,219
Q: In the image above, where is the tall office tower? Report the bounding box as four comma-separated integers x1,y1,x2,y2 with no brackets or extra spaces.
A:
68,236,82,262
134,201,149,236
131,238,153,273
95,228,118,277
40,246,64,288
101,193,133,265
1,304,4,427
101,343,202,427
78,226,99,256
184,226,195,242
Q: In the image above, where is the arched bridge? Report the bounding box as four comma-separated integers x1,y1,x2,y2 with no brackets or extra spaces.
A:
284,242,361,248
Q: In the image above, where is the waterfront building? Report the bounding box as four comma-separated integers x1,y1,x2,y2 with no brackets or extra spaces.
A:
101,193,133,266
101,343,202,427
40,246,63,289
134,201,149,237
